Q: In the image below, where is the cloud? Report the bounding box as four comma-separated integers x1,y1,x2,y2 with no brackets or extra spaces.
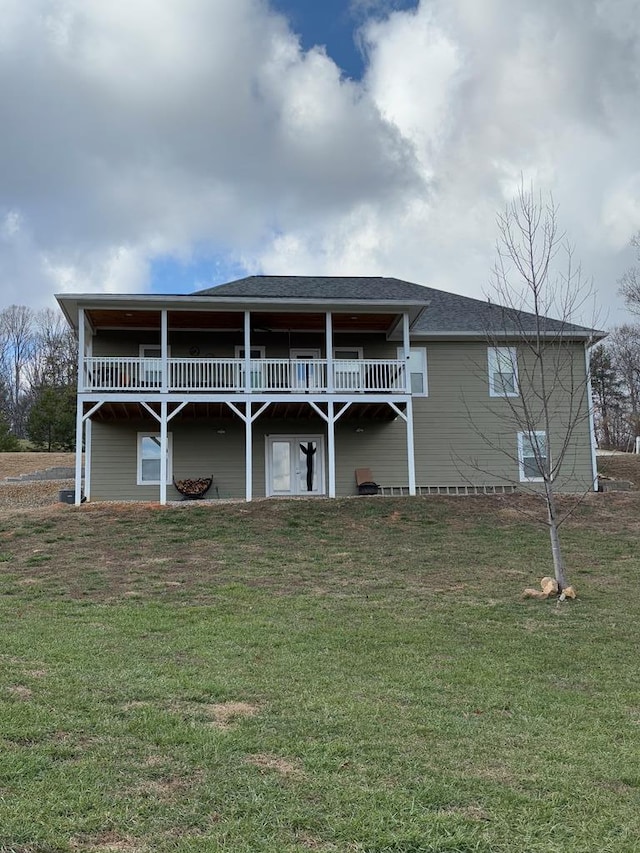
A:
0,0,638,325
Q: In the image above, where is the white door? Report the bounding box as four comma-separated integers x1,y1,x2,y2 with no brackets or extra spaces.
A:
290,349,322,391
266,435,325,496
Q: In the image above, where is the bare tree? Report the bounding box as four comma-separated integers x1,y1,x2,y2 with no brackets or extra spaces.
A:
471,184,601,593
0,305,34,436
27,308,77,390
619,233,640,314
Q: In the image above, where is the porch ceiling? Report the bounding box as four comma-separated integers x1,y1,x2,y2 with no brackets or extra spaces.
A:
88,400,402,423
85,308,399,334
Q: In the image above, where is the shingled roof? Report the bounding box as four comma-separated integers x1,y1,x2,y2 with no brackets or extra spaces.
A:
194,275,602,339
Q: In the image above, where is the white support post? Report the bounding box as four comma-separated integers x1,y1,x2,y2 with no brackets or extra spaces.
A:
326,312,334,393
160,400,168,505
245,402,253,502
161,309,168,393
327,400,336,498
402,312,411,393
244,310,251,393
585,342,598,492
77,307,85,392
74,397,83,505
84,419,92,501
405,396,416,496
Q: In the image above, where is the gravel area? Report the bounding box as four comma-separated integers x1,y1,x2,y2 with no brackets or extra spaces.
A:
0,479,75,512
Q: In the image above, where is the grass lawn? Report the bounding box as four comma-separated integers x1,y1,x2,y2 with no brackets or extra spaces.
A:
1,494,639,852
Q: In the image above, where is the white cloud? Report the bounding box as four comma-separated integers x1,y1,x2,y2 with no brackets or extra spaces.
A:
0,0,638,324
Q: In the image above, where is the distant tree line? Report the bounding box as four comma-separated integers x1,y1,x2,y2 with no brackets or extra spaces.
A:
0,305,77,451
591,233,640,450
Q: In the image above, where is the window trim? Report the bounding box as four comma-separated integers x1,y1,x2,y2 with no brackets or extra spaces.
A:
137,432,173,486
397,346,428,397
488,346,519,397
518,430,548,483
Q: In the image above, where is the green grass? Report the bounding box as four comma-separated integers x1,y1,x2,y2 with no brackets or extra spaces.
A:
1,494,639,852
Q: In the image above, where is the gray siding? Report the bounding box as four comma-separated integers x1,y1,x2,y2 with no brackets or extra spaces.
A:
88,340,594,500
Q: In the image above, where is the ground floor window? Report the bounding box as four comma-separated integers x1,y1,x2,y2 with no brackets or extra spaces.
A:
518,430,547,482
137,433,172,485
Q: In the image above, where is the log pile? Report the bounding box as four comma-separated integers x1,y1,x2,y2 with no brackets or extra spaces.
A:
173,476,213,499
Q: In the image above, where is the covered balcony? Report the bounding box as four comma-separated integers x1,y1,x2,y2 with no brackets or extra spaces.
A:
82,356,408,394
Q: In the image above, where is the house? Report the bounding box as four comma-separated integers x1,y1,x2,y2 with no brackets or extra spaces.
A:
56,276,603,504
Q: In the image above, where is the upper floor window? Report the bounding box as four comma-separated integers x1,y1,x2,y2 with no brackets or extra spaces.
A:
488,347,518,397
518,431,548,482
139,345,169,387
397,347,428,396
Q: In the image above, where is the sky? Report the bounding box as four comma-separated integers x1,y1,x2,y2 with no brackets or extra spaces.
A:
1,0,639,328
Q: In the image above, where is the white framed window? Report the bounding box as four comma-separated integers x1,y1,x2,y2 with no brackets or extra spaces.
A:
488,347,518,397
137,433,173,485
235,346,266,389
397,347,428,396
333,347,363,391
139,345,170,387
334,347,363,360
518,431,548,482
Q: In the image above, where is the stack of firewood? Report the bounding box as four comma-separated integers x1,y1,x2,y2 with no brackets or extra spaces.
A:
173,476,212,498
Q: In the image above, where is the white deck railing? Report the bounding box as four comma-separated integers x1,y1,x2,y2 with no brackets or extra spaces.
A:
82,357,408,394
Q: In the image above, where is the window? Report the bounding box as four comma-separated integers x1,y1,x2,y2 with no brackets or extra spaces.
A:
488,347,518,397
518,431,548,482
137,433,172,485
139,345,170,387
397,347,428,396
235,346,265,389
333,347,363,391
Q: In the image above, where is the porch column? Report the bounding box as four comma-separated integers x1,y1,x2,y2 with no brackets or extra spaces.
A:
159,400,168,505
244,310,251,393
77,307,85,392
161,309,168,392
402,312,411,393
325,312,334,392
405,396,416,496
327,400,336,497
245,402,253,502
585,342,598,492
74,397,83,505
84,419,92,501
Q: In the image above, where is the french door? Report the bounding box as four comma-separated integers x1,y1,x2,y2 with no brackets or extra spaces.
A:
266,435,325,496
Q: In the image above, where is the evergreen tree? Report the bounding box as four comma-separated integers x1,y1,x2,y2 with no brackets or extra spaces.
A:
26,386,76,451
0,411,19,451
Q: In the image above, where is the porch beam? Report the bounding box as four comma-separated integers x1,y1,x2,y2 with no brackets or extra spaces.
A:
225,401,248,423
140,401,161,422
167,401,188,422
250,402,270,423
82,401,104,422
308,401,329,423
387,401,407,422
334,402,352,422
